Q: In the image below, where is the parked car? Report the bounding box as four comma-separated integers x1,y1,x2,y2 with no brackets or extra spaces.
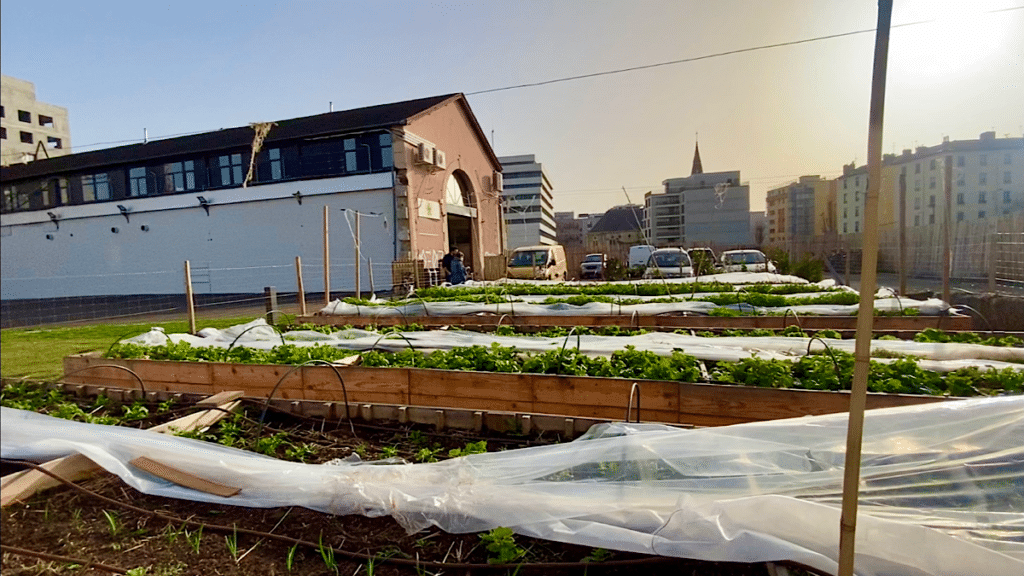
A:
579,253,607,280
687,247,720,275
643,247,694,279
720,249,777,273
506,245,568,280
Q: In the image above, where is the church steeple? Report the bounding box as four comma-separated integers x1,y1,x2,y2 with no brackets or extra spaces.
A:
691,140,703,176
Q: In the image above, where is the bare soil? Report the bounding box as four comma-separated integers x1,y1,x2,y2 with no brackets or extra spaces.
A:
2,399,816,576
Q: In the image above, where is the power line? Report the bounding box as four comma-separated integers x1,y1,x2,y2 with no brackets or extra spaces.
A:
466,8,1023,96
17,6,1022,156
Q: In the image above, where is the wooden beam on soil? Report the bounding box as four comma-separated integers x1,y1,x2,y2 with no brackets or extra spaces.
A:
0,394,242,507
129,456,241,497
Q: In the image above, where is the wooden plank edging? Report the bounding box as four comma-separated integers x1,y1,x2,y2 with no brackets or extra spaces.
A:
61,355,949,428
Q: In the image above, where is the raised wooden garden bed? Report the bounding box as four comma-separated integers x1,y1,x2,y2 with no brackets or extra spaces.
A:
64,353,949,429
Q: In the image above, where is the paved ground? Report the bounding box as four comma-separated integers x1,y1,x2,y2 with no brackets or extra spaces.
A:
845,273,1024,297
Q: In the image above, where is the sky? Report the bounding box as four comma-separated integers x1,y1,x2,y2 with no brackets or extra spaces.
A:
2,0,1022,214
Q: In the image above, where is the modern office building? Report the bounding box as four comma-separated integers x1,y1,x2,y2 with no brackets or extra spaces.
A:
1,93,503,309
498,154,556,250
645,145,751,249
1,75,72,166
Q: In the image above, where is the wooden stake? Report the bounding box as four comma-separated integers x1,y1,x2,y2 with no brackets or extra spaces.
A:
323,206,330,306
295,256,307,316
839,3,892,576
184,260,196,335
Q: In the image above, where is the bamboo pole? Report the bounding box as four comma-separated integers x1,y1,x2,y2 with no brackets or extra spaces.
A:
839,2,891,576
323,206,330,306
898,171,907,295
295,256,307,316
943,156,952,303
184,260,196,335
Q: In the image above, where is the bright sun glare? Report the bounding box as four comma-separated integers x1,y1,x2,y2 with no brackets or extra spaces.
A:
891,1,1018,81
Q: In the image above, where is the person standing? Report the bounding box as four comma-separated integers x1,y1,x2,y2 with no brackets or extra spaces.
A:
441,246,457,282
449,251,468,285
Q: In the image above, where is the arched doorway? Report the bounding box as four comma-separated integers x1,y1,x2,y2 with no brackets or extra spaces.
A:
444,171,477,276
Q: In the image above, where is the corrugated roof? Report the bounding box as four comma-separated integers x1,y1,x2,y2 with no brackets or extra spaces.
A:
2,94,462,180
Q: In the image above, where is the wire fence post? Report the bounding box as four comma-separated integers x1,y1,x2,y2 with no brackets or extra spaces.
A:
295,256,307,316
988,230,997,293
264,286,278,325
368,257,374,296
184,260,196,335
323,206,330,306
355,211,361,300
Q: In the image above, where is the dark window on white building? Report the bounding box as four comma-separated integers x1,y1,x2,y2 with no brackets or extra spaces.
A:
81,173,111,202
164,160,198,192
129,167,150,196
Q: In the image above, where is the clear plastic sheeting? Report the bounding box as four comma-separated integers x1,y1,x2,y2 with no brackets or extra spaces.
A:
126,319,1024,373
3,397,1022,576
319,296,953,318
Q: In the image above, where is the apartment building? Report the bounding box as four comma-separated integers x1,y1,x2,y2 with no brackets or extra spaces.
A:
838,131,1024,236
767,175,834,247
1,75,72,166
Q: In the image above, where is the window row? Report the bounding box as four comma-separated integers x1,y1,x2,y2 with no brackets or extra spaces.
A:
911,190,1015,210
0,106,56,127
1,132,393,213
0,127,63,149
503,171,543,180
912,153,1014,173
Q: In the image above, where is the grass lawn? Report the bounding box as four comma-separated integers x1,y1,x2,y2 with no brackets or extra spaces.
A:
1,316,257,381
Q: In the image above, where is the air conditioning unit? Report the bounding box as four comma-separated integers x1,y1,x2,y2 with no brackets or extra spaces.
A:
493,172,503,192
433,149,447,170
416,143,434,165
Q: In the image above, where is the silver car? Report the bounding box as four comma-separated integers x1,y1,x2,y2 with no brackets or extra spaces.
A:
643,248,694,279
720,249,777,273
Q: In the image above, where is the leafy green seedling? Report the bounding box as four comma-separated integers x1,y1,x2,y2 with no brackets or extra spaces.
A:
479,527,526,564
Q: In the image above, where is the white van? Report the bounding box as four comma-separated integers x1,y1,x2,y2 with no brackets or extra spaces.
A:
506,245,568,280
628,245,656,270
